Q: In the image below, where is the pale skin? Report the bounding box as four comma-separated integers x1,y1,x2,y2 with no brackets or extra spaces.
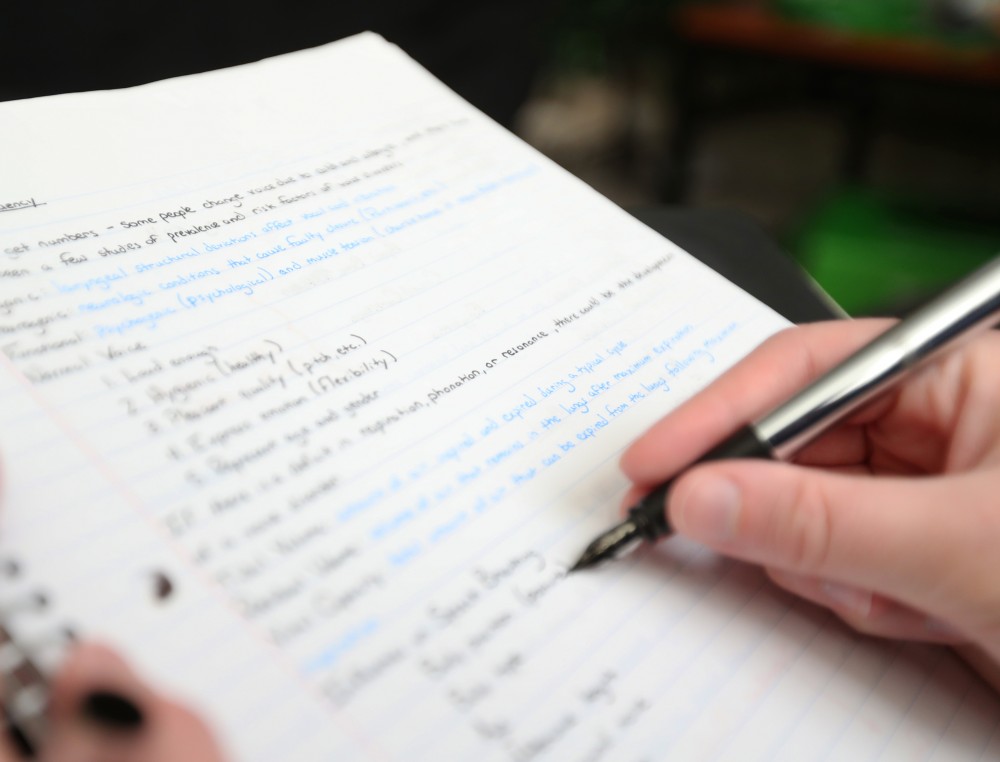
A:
621,319,1000,691
1,643,226,761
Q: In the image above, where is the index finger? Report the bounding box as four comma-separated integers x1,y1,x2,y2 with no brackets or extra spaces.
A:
619,318,894,486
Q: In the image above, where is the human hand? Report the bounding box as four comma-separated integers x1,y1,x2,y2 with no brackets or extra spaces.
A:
2,642,226,761
620,320,1000,689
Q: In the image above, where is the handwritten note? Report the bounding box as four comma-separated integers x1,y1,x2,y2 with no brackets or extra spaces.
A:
1,33,997,761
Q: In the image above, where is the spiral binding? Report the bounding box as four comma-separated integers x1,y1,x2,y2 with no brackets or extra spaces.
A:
1,558,66,755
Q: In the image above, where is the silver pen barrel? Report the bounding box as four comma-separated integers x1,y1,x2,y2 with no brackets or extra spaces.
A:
756,255,1000,460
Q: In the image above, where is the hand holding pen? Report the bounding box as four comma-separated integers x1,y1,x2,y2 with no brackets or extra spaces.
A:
576,257,1000,690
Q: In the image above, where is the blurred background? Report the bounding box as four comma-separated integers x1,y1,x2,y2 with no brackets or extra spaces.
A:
519,0,1000,316
4,0,1000,316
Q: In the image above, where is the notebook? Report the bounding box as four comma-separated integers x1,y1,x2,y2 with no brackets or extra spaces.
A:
1,32,997,761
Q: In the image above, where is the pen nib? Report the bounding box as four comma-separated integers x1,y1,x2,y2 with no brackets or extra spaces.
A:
568,519,643,573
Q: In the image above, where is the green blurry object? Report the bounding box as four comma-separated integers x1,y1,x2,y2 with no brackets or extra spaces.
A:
792,189,1000,315
774,0,928,36
774,0,998,42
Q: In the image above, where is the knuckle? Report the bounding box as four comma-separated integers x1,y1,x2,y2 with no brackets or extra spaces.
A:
779,477,835,573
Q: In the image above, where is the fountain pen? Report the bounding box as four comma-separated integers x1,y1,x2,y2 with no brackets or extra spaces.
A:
570,254,1000,572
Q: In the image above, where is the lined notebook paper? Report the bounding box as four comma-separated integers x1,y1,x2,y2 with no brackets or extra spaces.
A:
1,33,997,761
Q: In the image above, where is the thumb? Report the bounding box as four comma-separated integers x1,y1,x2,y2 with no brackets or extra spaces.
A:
667,461,999,625
42,643,225,762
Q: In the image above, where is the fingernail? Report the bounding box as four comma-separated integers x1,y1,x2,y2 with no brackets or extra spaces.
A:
81,691,145,730
678,476,741,543
821,581,872,617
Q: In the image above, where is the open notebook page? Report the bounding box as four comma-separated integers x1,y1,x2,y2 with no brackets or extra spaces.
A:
1,33,997,761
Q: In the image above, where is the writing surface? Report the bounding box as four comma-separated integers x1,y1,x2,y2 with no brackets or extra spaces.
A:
1,32,997,761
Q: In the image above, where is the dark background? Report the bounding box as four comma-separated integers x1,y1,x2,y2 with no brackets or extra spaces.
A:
0,1,553,126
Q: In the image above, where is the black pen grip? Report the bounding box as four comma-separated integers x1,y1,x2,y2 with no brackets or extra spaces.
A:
627,424,773,540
